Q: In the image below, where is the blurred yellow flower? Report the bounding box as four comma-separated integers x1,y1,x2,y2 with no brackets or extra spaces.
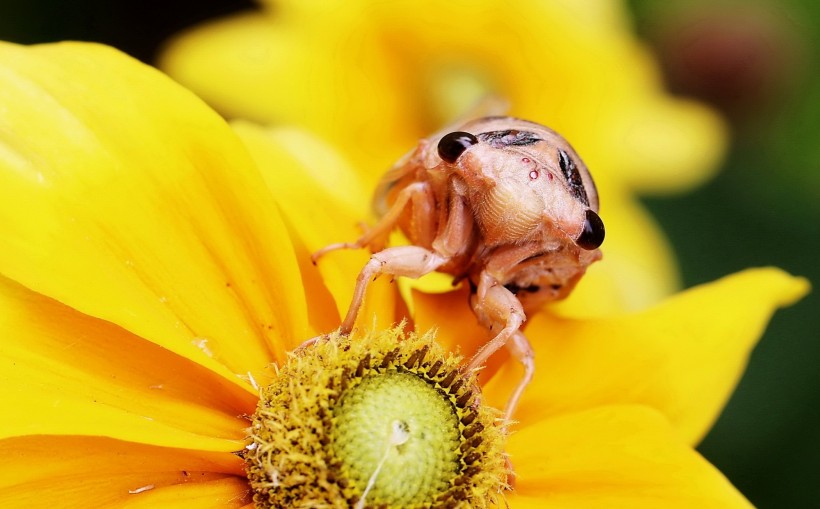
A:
160,0,729,316
0,42,806,508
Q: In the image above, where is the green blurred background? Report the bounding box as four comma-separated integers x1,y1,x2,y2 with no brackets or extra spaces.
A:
0,0,816,506
628,2,820,507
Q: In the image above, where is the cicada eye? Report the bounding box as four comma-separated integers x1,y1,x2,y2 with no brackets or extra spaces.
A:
576,209,605,250
437,131,479,163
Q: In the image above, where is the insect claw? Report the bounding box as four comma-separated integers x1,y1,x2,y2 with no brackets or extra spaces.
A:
505,456,516,489
312,242,356,263
294,333,328,354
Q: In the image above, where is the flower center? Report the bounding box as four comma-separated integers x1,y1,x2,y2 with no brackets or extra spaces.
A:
331,370,461,506
244,327,508,509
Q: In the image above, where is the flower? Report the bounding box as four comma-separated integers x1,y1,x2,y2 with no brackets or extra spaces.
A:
245,329,509,507
0,42,808,508
159,0,730,316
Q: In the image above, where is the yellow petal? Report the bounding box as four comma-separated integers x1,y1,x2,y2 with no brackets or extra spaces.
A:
507,405,753,509
159,12,333,125
365,0,728,195
231,123,369,220
160,1,727,194
0,275,252,450
233,121,398,333
160,11,411,185
596,96,729,194
485,268,809,444
412,285,489,358
0,42,309,380
0,435,247,508
117,478,250,509
553,189,682,317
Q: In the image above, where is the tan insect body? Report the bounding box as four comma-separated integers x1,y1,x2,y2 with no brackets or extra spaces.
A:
312,116,605,421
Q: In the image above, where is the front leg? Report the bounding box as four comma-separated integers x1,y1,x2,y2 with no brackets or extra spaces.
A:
467,271,531,421
340,246,448,334
502,330,535,422
312,181,435,262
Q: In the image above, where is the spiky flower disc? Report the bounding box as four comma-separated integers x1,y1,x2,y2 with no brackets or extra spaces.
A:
245,326,507,508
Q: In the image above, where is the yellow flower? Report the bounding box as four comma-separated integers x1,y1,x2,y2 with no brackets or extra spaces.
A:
159,0,729,316
0,42,808,508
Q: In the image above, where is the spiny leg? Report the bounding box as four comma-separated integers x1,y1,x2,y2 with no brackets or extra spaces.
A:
311,181,433,263
467,272,530,422
502,330,534,422
339,245,448,334
297,245,447,352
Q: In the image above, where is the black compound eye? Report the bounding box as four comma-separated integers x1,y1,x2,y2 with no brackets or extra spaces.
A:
437,131,479,163
576,209,605,250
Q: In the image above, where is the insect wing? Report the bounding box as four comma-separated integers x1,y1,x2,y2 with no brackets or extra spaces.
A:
371,148,417,216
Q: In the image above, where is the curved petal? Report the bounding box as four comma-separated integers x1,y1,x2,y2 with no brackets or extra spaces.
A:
232,122,398,333
0,435,247,508
0,275,253,449
411,285,488,358
553,189,682,317
0,42,309,380
596,95,728,194
507,405,753,509
485,268,810,444
160,1,727,195
117,478,250,509
158,13,281,123
361,0,728,194
160,11,411,185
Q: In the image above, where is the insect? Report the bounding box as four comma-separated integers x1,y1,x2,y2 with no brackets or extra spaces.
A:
313,116,604,420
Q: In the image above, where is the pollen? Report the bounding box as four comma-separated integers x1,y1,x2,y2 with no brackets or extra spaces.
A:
244,326,508,508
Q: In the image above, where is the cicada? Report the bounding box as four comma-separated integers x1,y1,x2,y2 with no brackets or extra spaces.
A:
314,116,604,419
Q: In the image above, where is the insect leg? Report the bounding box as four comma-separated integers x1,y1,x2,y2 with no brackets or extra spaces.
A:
312,182,432,262
466,283,525,370
502,330,535,422
467,272,528,417
339,246,448,334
